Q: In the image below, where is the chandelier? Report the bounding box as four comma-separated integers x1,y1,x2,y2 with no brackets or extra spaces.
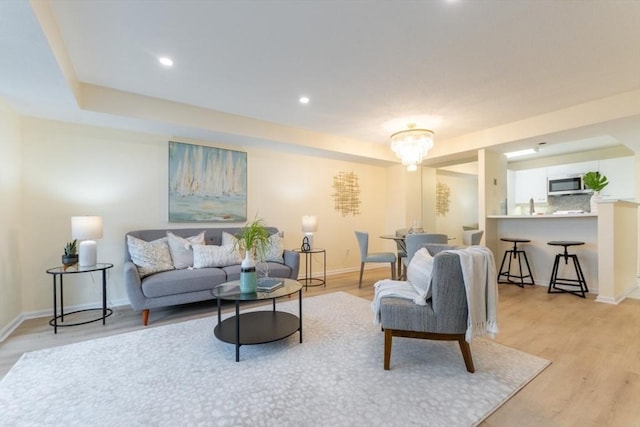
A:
390,124,434,171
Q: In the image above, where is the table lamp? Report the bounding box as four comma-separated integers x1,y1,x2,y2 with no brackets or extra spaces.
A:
301,215,318,251
72,216,103,267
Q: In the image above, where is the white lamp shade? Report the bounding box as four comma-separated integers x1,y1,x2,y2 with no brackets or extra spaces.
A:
71,216,103,267
71,216,103,240
301,215,318,233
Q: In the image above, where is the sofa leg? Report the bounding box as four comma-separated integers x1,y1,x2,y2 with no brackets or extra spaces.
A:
142,309,149,326
384,328,393,370
458,338,475,373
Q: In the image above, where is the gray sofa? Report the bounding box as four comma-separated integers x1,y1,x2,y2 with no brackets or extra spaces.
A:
124,227,300,325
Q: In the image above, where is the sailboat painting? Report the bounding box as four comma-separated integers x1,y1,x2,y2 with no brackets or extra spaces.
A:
168,141,247,222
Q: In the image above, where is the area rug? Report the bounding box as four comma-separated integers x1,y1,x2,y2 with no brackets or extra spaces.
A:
0,292,549,426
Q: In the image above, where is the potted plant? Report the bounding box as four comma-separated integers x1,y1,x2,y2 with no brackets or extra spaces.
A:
62,239,78,267
583,171,609,214
235,217,271,292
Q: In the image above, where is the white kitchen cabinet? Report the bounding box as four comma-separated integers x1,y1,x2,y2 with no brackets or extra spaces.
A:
598,157,635,200
547,161,598,178
514,167,547,204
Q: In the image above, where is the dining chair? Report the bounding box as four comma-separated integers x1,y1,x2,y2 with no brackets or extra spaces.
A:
402,233,448,277
394,228,408,278
354,231,396,287
462,230,484,246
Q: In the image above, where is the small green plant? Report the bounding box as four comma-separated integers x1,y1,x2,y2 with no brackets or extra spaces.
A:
63,239,78,256
583,171,609,192
235,217,270,258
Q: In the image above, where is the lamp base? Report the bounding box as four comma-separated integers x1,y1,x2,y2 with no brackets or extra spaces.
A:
79,240,97,267
301,234,314,251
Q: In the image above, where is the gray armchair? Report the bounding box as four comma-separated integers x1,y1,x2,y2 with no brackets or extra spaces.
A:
380,244,475,373
401,233,448,278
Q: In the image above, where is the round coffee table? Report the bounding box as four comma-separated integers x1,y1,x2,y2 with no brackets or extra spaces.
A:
213,278,303,362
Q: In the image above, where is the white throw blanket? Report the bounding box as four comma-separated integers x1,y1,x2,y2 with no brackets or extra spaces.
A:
371,279,425,325
444,247,499,342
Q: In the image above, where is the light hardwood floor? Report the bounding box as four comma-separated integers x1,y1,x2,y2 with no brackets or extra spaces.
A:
1,268,638,426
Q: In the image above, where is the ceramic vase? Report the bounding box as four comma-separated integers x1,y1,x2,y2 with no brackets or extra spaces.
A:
590,191,601,214
240,250,257,293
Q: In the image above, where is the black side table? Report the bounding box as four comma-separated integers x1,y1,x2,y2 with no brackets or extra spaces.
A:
46,263,114,333
293,248,326,290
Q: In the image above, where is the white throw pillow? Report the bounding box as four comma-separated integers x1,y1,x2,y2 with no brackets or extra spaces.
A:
259,233,284,263
406,248,435,301
193,244,242,268
127,235,175,278
221,231,242,259
221,231,238,246
166,231,206,269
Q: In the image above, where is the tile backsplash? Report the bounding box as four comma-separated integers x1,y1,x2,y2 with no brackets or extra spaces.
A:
513,193,592,214
547,194,591,212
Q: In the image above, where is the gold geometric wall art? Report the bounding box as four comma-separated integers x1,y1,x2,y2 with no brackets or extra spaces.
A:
436,181,450,216
331,171,361,216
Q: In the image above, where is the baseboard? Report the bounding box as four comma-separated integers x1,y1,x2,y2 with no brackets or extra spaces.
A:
0,298,130,343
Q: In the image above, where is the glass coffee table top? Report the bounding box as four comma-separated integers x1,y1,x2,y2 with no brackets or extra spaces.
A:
213,278,302,301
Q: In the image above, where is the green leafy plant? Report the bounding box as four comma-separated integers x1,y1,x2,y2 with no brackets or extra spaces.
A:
583,171,609,192
235,217,270,258
63,239,78,256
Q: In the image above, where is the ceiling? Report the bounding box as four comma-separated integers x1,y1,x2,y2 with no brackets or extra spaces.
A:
1,1,639,167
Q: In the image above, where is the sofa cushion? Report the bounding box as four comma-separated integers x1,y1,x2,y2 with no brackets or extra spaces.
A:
260,233,284,263
167,231,206,269
141,268,227,298
193,244,242,268
127,235,175,278
407,247,435,302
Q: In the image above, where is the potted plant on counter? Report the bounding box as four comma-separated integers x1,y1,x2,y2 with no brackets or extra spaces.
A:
583,171,609,214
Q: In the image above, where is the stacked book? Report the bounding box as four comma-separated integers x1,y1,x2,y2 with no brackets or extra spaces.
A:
256,278,284,292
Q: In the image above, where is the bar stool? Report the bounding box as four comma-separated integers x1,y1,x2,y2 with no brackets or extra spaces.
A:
547,241,589,298
498,238,535,287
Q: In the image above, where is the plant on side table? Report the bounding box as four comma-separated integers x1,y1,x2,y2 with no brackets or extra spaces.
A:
235,217,271,293
583,171,609,214
62,239,78,267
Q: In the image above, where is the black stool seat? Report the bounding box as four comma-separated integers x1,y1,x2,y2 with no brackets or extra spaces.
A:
498,237,535,287
548,241,585,248
547,241,588,298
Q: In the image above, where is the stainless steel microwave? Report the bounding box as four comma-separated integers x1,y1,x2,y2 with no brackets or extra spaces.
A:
547,175,589,195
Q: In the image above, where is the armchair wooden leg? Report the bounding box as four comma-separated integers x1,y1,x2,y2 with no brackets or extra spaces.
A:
142,309,149,326
358,263,365,288
391,262,396,280
458,338,475,373
384,328,393,370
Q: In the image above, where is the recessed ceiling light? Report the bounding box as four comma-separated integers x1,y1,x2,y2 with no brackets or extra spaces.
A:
299,96,310,104
504,148,538,158
158,56,174,67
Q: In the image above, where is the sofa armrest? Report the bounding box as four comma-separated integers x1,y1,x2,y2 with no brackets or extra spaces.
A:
283,250,300,280
124,261,146,312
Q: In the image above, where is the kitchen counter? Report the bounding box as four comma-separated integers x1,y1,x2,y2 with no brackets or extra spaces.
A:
488,213,597,219
485,214,598,292
485,200,639,303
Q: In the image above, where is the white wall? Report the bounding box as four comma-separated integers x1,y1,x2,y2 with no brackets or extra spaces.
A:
10,117,396,326
0,100,23,333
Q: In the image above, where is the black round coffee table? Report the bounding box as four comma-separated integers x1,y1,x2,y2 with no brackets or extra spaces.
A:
212,278,303,362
